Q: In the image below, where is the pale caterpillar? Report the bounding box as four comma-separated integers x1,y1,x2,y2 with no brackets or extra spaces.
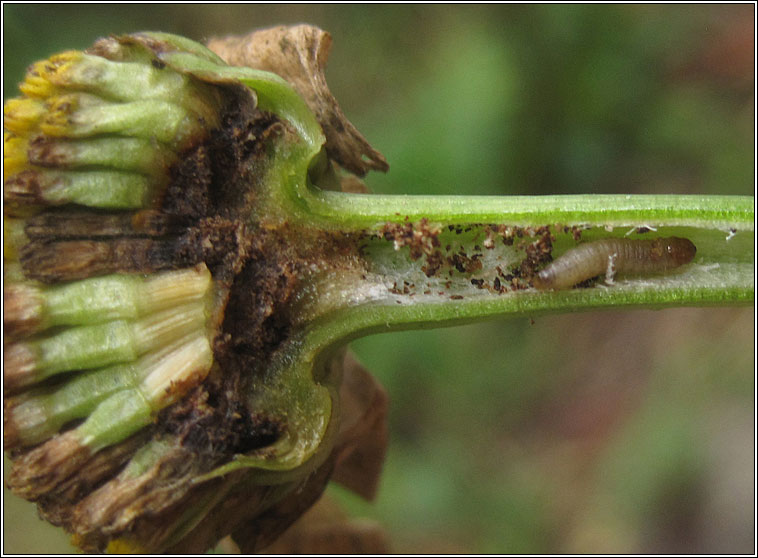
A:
532,237,697,291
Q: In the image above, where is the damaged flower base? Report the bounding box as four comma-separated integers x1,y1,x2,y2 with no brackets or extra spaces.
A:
3,27,753,554
3,29,390,553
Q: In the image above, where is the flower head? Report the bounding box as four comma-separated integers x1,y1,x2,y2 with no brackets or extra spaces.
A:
4,28,388,554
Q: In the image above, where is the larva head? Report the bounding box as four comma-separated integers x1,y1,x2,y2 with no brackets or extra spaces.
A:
531,269,554,291
663,237,697,266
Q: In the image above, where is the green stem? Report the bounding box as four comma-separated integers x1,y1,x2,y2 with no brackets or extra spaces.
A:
312,271,751,350
292,189,753,336
302,189,753,231
241,189,752,481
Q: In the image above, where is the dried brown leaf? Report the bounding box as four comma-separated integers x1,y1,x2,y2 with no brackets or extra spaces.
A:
226,455,337,554
260,494,390,555
332,352,389,501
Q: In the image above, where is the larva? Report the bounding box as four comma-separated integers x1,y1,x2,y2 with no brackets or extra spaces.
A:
532,237,696,291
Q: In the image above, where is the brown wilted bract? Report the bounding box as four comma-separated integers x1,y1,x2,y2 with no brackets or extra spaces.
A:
208,25,389,177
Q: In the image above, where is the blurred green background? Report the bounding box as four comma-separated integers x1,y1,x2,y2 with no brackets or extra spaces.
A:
3,4,754,554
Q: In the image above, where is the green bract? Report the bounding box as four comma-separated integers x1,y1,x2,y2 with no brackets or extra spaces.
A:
3,29,753,553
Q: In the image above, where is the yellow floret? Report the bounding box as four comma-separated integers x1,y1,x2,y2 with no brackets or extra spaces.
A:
19,61,57,98
4,98,46,134
3,132,29,176
19,51,82,98
104,537,146,554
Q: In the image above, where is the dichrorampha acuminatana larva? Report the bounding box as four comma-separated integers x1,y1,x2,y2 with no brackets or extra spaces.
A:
532,237,697,291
